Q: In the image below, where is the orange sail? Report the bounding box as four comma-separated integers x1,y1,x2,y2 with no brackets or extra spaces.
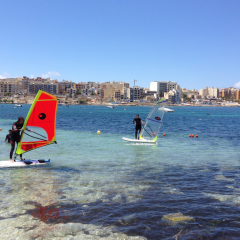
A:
16,90,58,155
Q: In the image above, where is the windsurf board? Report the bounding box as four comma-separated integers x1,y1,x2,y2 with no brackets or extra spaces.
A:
0,159,50,168
122,137,156,143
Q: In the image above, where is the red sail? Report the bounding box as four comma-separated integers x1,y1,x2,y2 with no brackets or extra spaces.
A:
16,90,58,155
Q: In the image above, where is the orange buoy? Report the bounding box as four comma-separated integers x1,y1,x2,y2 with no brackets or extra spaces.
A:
196,135,198,138
191,134,194,137
189,134,192,137
163,133,166,136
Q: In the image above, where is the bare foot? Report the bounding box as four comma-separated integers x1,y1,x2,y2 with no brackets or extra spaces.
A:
9,159,14,162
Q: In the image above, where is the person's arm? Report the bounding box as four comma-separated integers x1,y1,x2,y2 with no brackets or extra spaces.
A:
133,119,136,125
12,125,21,132
26,127,33,132
5,135,7,142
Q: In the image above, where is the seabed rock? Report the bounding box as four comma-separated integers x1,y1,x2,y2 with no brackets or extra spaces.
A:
214,175,234,182
118,214,137,225
162,213,194,225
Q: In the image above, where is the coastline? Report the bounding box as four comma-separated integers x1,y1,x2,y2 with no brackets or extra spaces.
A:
1,94,239,107
1,102,239,107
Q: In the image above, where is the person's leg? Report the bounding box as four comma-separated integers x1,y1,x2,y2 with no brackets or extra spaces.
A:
138,129,141,139
135,128,138,139
16,139,23,160
10,140,15,161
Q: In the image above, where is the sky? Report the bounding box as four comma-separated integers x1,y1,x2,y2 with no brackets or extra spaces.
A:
1,0,240,89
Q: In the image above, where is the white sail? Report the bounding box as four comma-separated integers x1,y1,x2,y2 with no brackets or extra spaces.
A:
139,99,166,142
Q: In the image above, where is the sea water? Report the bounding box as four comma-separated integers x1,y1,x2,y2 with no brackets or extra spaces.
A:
0,104,240,239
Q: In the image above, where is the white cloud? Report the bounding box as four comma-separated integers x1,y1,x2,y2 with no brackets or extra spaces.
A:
41,71,60,78
3,72,9,76
0,75,6,79
233,82,240,89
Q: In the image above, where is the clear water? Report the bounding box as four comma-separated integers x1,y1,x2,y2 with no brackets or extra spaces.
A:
0,104,240,239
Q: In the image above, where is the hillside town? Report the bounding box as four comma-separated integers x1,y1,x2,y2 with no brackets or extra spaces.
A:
0,76,239,106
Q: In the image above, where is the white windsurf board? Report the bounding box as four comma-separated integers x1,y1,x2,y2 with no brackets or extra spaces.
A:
0,159,50,168
122,137,156,143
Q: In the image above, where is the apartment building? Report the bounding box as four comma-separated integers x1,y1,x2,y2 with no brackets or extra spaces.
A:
0,78,23,94
130,86,144,101
29,81,58,94
199,87,219,98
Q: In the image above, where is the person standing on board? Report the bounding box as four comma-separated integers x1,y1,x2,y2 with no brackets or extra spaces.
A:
9,116,32,162
133,114,144,139
5,130,12,143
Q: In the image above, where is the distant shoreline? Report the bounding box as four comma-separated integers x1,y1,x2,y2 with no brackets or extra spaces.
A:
1,102,239,107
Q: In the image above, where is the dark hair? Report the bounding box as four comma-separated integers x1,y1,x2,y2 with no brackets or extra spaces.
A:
9,129,12,132
17,116,25,124
136,114,139,116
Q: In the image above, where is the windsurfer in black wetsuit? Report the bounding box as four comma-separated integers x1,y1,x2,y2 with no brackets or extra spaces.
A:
9,116,32,162
5,130,12,143
133,114,144,139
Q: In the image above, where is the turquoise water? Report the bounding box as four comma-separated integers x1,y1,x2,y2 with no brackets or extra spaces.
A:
0,104,240,239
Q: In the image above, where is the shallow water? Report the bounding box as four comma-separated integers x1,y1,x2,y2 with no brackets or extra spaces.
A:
0,104,240,239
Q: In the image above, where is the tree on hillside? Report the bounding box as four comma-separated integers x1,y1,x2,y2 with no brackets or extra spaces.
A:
183,93,191,102
159,91,164,97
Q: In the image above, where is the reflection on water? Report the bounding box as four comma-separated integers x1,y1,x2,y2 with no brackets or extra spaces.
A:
0,105,240,239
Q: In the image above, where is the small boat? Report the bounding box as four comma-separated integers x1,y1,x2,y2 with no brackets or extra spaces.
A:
59,103,69,107
164,108,174,112
107,106,114,108
14,104,23,107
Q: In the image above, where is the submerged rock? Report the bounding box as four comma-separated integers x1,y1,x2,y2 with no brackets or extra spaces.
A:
162,187,183,195
118,214,137,225
112,194,123,202
205,193,235,202
214,175,234,182
162,213,194,225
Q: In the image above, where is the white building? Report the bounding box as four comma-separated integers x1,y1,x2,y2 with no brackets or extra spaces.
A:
150,81,168,96
164,89,180,104
199,87,219,98
150,82,159,92
199,88,208,98
150,81,181,97
208,87,219,98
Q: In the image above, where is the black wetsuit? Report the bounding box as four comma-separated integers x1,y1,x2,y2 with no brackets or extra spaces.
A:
5,134,11,143
10,121,23,159
133,118,142,139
